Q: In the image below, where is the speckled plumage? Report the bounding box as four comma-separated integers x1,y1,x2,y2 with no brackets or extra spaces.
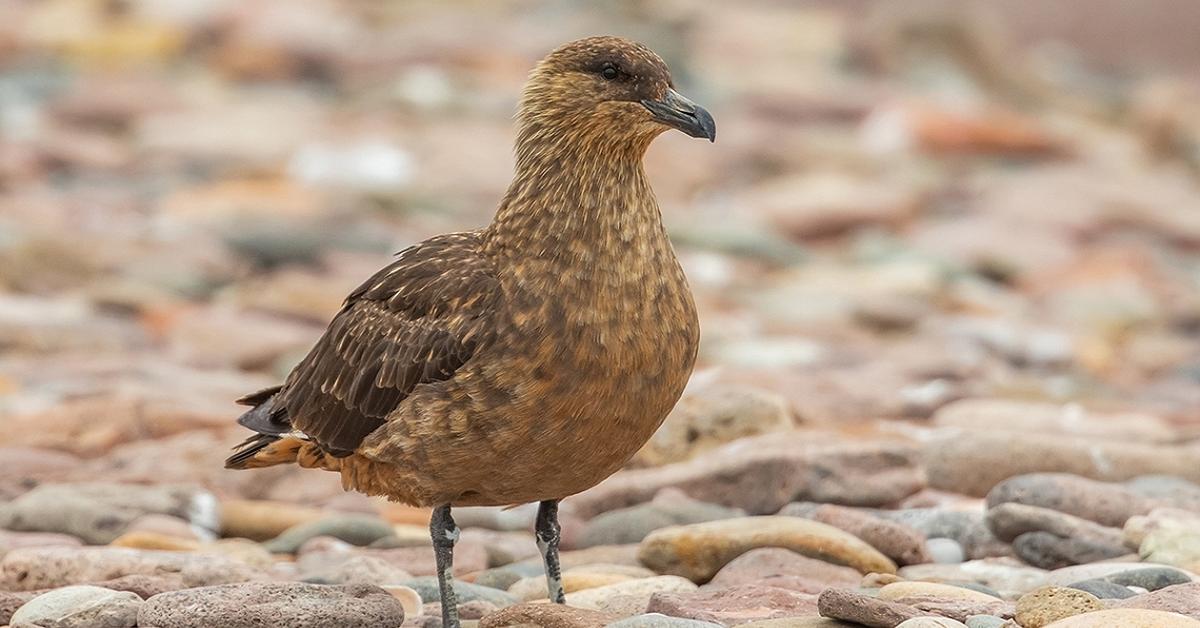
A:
226,36,706,509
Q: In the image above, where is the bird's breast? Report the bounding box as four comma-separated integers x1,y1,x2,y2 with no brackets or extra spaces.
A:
504,252,699,421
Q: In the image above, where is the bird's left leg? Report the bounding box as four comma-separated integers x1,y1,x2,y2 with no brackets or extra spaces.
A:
430,504,461,628
536,499,566,603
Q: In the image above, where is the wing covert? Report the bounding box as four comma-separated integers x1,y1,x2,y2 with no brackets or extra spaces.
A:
275,232,499,454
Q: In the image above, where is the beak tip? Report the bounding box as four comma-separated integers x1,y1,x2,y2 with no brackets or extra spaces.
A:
697,107,716,143
643,92,716,143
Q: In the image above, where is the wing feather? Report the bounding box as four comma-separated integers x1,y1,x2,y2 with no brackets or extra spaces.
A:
271,231,499,455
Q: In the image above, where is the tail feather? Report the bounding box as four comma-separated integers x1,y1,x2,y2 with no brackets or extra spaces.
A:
225,434,305,469
227,385,299,469
236,389,290,437
226,384,344,473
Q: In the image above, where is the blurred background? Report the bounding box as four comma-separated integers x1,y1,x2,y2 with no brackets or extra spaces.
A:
3,0,1200,507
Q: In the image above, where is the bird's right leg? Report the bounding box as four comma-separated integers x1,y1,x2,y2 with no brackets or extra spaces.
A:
430,504,460,628
536,499,566,603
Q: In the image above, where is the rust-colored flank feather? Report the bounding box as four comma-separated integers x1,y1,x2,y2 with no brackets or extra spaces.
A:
225,36,714,511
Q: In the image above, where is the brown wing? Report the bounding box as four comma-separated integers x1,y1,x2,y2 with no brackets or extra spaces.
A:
273,231,500,455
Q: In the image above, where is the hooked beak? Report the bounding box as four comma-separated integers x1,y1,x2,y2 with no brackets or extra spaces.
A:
641,88,716,142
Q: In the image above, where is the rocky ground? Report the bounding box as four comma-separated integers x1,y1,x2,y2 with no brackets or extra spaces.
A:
4,1,1200,627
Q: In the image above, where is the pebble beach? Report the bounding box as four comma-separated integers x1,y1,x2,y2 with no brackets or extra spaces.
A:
4,1,1200,627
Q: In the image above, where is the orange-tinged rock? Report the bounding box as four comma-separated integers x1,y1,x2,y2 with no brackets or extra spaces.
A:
1,396,233,457
160,178,325,223
1045,609,1200,627
110,531,200,552
379,502,432,526
907,102,1065,156
218,499,328,541
639,516,897,582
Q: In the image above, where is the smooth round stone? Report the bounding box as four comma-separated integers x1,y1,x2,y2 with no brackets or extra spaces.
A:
985,503,1124,546
137,582,406,628
607,612,726,627
566,576,697,618
453,504,539,532
0,483,218,545
879,581,1001,603
478,602,619,627
710,548,862,588
125,513,213,542
1099,566,1195,593
817,587,925,626
634,386,793,466
299,554,413,585
380,585,422,618
785,503,932,566
986,473,1156,528
1116,582,1200,616
263,515,396,554
0,547,265,591
1067,578,1136,599
896,618,968,627
1047,563,1195,587
1123,509,1200,549
401,576,517,606
565,563,657,579
646,583,820,624
1127,476,1200,510
569,434,923,519
218,499,327,541
899,560,1049,597
1012,531,1127,570
507,572,631,601
1015,586,1104,628
965,616,1007,628
945,581,1007,599
922,431,1199,498
579,490,742,547
1043,609,1200,627
11,585,142,628
0,530,84,554
466,528,540,566
638,516,897,582
928,538,966,564
198,537,275,569
79,574,189,599
862,572,903,587
109,530,201,551
472,563,546,591
446,599,499,620
1140,526,1200,571
875,509,1011,560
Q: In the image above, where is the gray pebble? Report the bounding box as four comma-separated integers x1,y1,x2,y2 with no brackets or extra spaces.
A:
263,515,396,554
1101,566,1193,591
400,576,517,607
928,537,966,564
471,564,545,591
1068,578,1136,599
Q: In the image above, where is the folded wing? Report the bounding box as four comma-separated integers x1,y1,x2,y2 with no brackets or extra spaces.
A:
247,231,500,456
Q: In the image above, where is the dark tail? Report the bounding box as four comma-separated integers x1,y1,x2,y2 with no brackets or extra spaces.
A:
224,433,308,469
226,385,294,470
